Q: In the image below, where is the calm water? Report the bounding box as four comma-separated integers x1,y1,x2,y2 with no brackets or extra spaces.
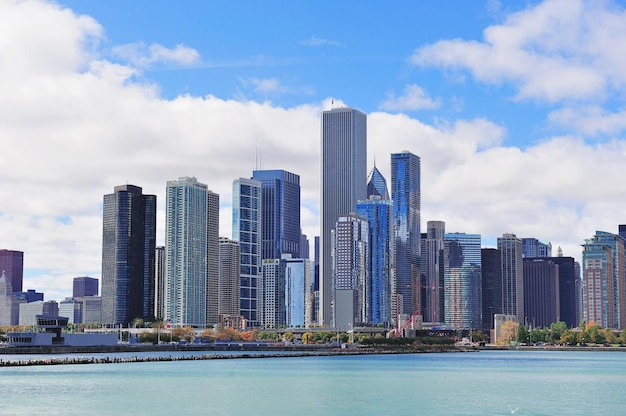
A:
1,350,625,415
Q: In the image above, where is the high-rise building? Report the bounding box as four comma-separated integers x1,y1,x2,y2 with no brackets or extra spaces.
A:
332,213,368,330
284,256,311,328
537,256,578,328
498,233,524,322
299,233,310,260
260,258,284,328
205,191,220,325
522,238,552,258
582,231,626,329
356,195,394,326
0,271,22,326
218,237,240,317
320,107,367,327
367,165,390,200
481,248,502,330
154,246,165,320
0,249,24,293
422,221,445,323
391,151,421,318
101,185,156,325
443,233,482,329
523,258,560,328
233,178,262,327
73,276,98,298
164,177,219,327
252,170,301,260
313,236,320,324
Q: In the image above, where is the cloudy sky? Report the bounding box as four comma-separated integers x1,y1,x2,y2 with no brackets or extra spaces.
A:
2,0,626,301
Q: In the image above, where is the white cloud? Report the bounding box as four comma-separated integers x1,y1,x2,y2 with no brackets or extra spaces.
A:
300,36,344,47
411,0,626,103
548,106,626,136
379,84,441,112
111,42,201,69
240,77,314,96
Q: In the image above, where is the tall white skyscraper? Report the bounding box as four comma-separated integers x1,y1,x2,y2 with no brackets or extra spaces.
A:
320,107,367,327
164,177,219,327
233,177,262,327
218,237,240,317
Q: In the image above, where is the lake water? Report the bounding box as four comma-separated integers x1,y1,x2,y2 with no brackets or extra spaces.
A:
1,350,624,415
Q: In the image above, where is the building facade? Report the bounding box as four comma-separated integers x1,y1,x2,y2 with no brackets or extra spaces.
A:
320,107,367,327
356,196,394,326
582,231,626,329
252,169,301,260
422,220,445,323
154,245,165,320
522,258,560,328
73,276,98,298
481,248,502,330
522,238,552,258
233,178,262,327
164,177,219,327
101,185,156,325
498,233,524,322
218,237,240,318
391,151,421,318
443,233,482,329
0,249,24,293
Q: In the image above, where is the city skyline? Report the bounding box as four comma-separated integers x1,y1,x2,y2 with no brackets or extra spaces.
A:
3,0,626,301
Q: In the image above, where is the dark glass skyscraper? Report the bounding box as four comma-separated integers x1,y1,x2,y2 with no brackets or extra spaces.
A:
391,151,421,317
252,169,301,259
101,185,156,325
0,249,23,293
73,276,98,298
481,248,502,330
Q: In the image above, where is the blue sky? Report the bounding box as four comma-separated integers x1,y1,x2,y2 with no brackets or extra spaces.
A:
2,0,626,301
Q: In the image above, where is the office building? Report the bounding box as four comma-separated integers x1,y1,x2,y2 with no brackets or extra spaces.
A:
219,237,240,318
421,221,445,323
0,271,22,326
73,276,98,298
205,190,220,325
481,248,502,330
582,231,626,329
252,169,301,260
154,246,165,320
367,165,390,200
498,233,524,321
164,177,219,327
523,258,560,328
233,178,262,327
0,249,23,293
537,256,578,328
391,151,421,318
101,185,156,325
522,238,552,258
261,259,284,328
19,300,59,326
443,233,482,329
320,107,367,327
332,213,368,330
284,256,311,328
356,195,394,326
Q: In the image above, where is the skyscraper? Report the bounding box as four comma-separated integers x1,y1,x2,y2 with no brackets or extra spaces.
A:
498,233,524,321
260,258,284,328
284,256,311,328
522,258,560,328
164,177,219,327
252,170,301,260
582,231,626,329
422,221,445,323
522,238,552,258
356,195,394,326
218,237,240,318
101,185,156,325
0,249,24,293
443,233,482,329
366,165,390,200
332,213,368,330
73,276,98,298
320,107,367,326
233,177,262,327
481,248,502,330
391,151,421,318
154,245,165,320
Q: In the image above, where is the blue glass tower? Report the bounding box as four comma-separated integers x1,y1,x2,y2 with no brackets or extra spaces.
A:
443,233,482,329
356,196,393,325
233,178,262,327
251,170,301,259
101,185,156,325
391,151,421,317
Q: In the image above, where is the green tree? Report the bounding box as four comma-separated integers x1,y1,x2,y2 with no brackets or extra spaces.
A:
603,329,616,344
517,325,530,345
549,322,568,343
301,332,313,344
283,331,294,342
620,329,626,345
560,329,578,346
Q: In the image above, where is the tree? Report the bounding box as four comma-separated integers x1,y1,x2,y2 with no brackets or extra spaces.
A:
283,331,294,342
603,329,616,344
549,322,568,343
301,332,313,344
498,320,518,345
517,325,530,345
172,326,195,343
560,329,578,346
620,329,626,345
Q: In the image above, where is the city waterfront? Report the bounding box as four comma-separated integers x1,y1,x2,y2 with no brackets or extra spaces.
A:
1,350,624,415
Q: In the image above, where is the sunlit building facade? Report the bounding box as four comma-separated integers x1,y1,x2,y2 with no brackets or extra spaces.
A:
443,233,482,329
498,233,524,321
